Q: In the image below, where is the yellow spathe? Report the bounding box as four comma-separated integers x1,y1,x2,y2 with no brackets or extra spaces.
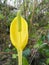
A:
10,16,28,51
10,13,28,65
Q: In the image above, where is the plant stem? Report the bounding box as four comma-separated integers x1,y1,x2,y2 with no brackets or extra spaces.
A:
18,50,22,65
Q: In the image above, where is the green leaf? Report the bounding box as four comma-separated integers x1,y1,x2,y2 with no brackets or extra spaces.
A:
23,48,31,57
4,48,10,52
46,58,49,64
12,54,18,59
34,39,43,48
0,13,5,20
45,49,49,57
47,34,49,41
22,56,29,65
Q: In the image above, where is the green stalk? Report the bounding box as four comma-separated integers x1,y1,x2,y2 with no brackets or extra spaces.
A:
18,50,22,65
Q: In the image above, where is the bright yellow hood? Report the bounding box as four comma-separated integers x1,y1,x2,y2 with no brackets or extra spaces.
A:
10,16,28,51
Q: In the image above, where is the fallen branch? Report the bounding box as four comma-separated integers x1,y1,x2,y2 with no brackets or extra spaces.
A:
0,52,15,54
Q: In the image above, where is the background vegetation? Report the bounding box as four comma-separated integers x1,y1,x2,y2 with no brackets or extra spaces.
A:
0,0,49,65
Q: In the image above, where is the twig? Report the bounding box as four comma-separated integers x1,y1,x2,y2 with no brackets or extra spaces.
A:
0,52,14,54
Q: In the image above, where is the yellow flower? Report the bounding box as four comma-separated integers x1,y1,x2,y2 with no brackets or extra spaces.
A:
10,11,28,65
10,15,28,51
